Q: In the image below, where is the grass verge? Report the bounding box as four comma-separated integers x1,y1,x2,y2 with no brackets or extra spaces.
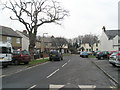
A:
88,55,96,58
28,58,49,67
63,53,71,56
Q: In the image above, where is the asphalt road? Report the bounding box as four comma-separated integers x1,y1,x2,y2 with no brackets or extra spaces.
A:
2,55,117,89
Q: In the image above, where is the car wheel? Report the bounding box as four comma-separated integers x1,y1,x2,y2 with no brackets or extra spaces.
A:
14,60,20,65
24,62,29,64
49,58,52,61
2,64,8,68
59,57,61,61
112,63,116,67
100,57,103,60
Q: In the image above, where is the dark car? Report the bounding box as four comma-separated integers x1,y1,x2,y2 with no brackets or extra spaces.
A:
12,50,31,65
96,51,109,60
80,51,88,58
49,50,63,61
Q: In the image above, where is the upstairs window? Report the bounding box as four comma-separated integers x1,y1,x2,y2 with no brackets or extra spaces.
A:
16,38,20,44
7,37,12,43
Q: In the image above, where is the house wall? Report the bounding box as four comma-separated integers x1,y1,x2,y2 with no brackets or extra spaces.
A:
81,43,99,51
1,35,22,49
113,35,120,51
16,31,29,51
99,31,118,51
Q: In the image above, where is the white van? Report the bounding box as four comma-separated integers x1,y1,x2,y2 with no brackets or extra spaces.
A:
0,42,13,67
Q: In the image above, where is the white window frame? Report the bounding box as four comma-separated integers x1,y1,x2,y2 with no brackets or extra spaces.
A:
16,38,20,44
7,37,12,43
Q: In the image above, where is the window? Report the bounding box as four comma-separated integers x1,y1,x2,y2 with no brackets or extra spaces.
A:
21,50,29,55
0,47,11,54
16,38,20,44
96,48,98,51
96,43,98,47
7,37,12,43
118,40,120,43
13,51,20,55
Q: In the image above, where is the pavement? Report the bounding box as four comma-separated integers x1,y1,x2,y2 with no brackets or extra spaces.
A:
91,58,120,87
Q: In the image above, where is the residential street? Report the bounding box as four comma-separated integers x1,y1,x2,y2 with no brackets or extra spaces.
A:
2,55,119,89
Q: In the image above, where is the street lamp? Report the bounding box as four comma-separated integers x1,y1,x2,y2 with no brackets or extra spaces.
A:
42,33,48,52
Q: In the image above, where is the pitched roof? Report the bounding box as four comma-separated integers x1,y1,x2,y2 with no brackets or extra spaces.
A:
0,25,22,38
105,30,120,40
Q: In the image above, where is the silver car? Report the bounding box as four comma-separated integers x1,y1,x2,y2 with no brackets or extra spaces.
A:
109,52,120,67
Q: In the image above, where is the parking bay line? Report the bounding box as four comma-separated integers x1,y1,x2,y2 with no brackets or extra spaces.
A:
1,62,49,78
46,69,59,78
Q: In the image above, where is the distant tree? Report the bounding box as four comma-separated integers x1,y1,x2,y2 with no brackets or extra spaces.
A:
72,34,99,51
73,40,79,49
54,37,68,52
2,0,69,55
82,34,99,51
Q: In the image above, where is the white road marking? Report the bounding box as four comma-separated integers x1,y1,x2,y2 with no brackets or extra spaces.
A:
109,79,117,87
49,84,116,90
110,86,117,90
49,84,64,89
62,63,67,67
0,75,6,78
68,60,71,62
27,85,36,90
47,69,59,78
1,62,49,78
78,85,96,89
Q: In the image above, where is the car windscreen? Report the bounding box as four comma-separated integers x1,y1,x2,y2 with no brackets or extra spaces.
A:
50,51,58,54
13,51,20,55
111,52,118,56
21,50,30,55
0,47,11,54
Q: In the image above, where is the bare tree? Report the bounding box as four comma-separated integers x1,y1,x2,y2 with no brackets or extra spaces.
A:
2,0,69,55
52,37,68,52
82,34,99,51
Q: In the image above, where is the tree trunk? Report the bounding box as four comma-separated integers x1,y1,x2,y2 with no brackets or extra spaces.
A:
29,32,36,59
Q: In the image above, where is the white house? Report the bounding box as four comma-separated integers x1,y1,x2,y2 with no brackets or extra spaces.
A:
80,43,99,51
99,29,120,51
16,30,29,51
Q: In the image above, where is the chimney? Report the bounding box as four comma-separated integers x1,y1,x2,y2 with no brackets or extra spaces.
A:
23,30,27,35
102,26,106,32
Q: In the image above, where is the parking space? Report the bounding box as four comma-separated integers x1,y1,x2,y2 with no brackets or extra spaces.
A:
2,64,28,76
92,59,119,84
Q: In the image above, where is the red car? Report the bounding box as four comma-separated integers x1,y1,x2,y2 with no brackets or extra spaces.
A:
12,50,31,65
108,51,117,57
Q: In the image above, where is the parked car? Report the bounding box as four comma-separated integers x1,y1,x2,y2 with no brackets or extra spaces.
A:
93,51,100,56
108,51,117,58
96,51,109,60
49,50,63,61
0,42,13,68
87,51,93,55
109,52,120,67
80,51,88,58
12,50,31,65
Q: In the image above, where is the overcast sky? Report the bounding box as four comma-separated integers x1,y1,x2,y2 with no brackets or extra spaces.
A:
0,0,119,39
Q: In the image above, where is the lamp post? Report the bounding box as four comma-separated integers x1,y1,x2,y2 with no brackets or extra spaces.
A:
42,33,48,53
